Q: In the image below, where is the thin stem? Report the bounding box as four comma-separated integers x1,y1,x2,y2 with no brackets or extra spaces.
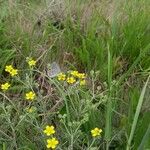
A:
88,138,96,150
3,105,17,149
35,70,71,123
105,44,113,149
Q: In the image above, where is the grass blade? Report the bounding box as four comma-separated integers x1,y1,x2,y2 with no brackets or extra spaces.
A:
105,44,113,150
126,75,150,150
138,123,150,150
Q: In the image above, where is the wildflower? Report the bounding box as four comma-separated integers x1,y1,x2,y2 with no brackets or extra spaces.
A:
28,108,33,113
5,65,18,76
26,106,36,113
5,65,13,73
9,69,18,76
80,80,86,86
43,125,55,136
91,127,102,137
57,73,66,81
66,77,76,84
1,82,11,90
27,58,36,67
70,71,79,77
46,138,59,149
25,91,35,100
77,73,86,79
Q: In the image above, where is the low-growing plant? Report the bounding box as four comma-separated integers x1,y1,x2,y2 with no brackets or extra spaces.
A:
0,0,150,150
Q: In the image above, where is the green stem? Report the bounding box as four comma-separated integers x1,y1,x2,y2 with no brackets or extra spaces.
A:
35,70,71,123
105,45,113,149
49,79,71,123
88,138,96,150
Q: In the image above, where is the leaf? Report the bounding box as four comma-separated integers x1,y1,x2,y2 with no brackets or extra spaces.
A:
126,75,150,150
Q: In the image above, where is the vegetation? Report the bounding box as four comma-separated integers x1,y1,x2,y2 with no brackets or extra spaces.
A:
0,0,150,149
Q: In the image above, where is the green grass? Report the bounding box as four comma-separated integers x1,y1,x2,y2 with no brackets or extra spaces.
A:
127,76,150,150
0,0,150,149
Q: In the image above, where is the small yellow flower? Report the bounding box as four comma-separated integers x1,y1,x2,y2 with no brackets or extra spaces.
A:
43,125,55,136
5,65,13,73
66,77,76,84
46,138,59,149
9,69,18,76
28,58,36,67
1,82,11,90
70,71,79,77
77,73,86,79
28,108,33,113
25,91,35,100
91,127,102,137
80,80,86,86
57,73,66,81
26,106,36,113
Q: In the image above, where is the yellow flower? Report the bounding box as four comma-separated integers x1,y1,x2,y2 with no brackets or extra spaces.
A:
91,127,102,137
28,58,36,67
57,73,66,81
1,82,11,90
70,71,79,77
43,125,55,136
5,65,18,76
28,108,33,113
25,91,35,100
77,73,86,79
80,80,86,86
5,65,13,73
66,77,76,84
26,106,36,113
46,138,59,149
9,69,18,76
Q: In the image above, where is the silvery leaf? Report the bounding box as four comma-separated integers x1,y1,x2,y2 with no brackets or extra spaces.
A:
47,62,61,78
